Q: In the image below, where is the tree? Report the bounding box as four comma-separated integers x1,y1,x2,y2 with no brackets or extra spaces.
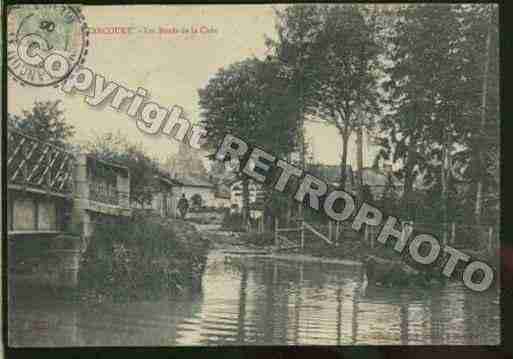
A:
377,5,465,219
464,5,499,224
84,131,160,207
376,4,499,227
267,5,324,221
270,5,383,192
8,100,75,147
199,57,298,227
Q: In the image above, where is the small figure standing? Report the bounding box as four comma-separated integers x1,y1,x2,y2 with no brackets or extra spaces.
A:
362,184,374,204
177,194,189,220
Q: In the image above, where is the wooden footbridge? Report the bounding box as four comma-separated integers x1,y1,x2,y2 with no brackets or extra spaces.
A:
7,127,131,287
7,128,75,198
7,127,132,236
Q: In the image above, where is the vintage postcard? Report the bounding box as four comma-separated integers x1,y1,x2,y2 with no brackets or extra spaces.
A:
5,3,500,348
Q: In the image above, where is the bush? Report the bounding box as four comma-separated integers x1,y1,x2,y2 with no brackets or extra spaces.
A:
78,217,208,301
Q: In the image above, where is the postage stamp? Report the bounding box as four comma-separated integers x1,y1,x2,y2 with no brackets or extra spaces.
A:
7,4,89,87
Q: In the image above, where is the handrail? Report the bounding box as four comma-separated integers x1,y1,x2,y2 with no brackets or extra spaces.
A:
276,227,301,232
303,221,333,245
8,127,75,156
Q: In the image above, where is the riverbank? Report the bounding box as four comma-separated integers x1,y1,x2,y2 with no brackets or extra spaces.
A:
78,213,210,302
191,225,493,288
192,224,363,266
8,247,500,346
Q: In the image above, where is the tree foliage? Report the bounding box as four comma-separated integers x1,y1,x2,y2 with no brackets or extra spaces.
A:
199,57,298,156
376,4,499,223
8,100,75,147
199,57,299,225
269,4,384,190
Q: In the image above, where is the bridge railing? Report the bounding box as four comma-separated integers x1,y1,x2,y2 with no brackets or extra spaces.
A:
89,180,121,206
7,128,75,197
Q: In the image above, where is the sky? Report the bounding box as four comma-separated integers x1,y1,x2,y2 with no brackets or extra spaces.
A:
8,5,378,168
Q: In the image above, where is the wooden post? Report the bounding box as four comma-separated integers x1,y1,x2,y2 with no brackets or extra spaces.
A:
364,225,370,248
328,221,332,243
274,217,278,247
488,226,494,254
273,262,278,285
451,222,456,245
336,221,340,244
300,220,305,250
402,221,413,246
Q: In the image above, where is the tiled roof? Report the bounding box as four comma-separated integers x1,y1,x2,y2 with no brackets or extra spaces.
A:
215,184,231,199
175,175,215,188
158,174,182,187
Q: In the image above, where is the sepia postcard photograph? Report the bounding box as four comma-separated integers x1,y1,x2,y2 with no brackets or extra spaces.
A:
3,2,500,349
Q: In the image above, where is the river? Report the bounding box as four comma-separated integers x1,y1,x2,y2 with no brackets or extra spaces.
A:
9,250,500,346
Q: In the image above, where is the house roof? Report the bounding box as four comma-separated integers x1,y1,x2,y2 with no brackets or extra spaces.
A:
174,175,215,188
215,191,231,199
215,184,231,199
228,178,263,190
158,174,182,187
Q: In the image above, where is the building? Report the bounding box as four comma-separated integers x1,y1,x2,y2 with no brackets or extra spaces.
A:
7,129,77,236
131,170,220,217
171,174,217,210
213,183,231,208
229,179,265,212
146,173,179,217
164,141,209,180
71,154,132,237
7,127,132,288
307,163,403,200
7,140,132,238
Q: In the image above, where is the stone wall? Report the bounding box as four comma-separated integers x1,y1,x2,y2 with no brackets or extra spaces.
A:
9,233,82,289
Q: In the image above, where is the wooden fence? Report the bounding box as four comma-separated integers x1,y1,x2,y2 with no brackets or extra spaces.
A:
273,216,499,255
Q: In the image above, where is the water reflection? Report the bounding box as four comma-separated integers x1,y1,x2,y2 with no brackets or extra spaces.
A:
9,251,500,346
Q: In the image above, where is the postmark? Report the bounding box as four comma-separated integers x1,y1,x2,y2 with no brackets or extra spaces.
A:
7,4,89,87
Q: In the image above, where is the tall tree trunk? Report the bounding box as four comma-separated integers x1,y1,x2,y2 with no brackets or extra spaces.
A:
402,98,419,220
441,132,449,244
297,89,305,219
285,154,293,225
286,198,293,226
242,177,250,229
475,7,492,225
356,121,364,201
402,145,416,220
339,130,350,191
